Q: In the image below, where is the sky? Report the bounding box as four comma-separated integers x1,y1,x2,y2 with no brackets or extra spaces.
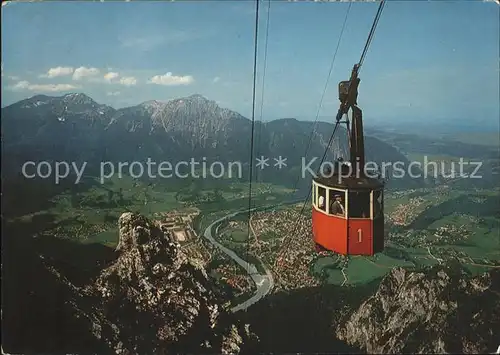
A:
1,0,499,127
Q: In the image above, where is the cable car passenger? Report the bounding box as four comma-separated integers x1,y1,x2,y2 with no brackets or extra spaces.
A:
317,186,327,211
330,194,345,216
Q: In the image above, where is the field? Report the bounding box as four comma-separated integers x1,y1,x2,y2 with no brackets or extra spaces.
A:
8,176,181,247
6,174,297,249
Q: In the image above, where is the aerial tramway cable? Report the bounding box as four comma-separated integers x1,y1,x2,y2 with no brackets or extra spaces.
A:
358,0,385,70
277,0,386,266
276,121,341,266
292,2,352,192
256,0,271,184
246,0,260,277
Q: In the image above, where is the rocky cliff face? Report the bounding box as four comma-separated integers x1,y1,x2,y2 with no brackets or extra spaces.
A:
336,265,500,354
78,212,255,354
2,212,255,354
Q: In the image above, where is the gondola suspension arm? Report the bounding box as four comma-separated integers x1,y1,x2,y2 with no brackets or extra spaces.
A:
336,0,385,123
335,0,385,174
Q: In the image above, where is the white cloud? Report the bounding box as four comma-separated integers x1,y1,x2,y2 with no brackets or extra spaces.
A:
103,72,136,86
104,71,120,82
40,66,74,78
72,66,100,80
9,80,79,92
119,76,137,86
106,91,121,96
212,76,220,83
149,72,194,86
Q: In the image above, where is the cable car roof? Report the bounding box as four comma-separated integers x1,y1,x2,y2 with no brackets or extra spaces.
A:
313,174,384,190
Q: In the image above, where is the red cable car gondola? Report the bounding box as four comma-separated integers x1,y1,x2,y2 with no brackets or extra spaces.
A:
312,64,385,256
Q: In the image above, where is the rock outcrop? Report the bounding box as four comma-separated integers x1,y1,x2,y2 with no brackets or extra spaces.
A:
79,212,255,354
336,264,500,354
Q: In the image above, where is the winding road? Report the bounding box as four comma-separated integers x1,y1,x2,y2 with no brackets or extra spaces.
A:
201,199,303,312
203,208,275,312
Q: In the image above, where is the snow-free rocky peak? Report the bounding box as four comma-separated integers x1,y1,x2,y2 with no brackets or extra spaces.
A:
82,212,256,354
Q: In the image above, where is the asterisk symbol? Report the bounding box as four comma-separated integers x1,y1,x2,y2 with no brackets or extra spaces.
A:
256,156,269,170
274,156,287,169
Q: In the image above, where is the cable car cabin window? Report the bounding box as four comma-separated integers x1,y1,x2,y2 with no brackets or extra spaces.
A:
348,191,370,218
317,186,326,212
373,190,383,219
328,189,346,217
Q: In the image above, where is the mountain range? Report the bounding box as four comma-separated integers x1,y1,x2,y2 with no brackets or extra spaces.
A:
1,93,421,189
